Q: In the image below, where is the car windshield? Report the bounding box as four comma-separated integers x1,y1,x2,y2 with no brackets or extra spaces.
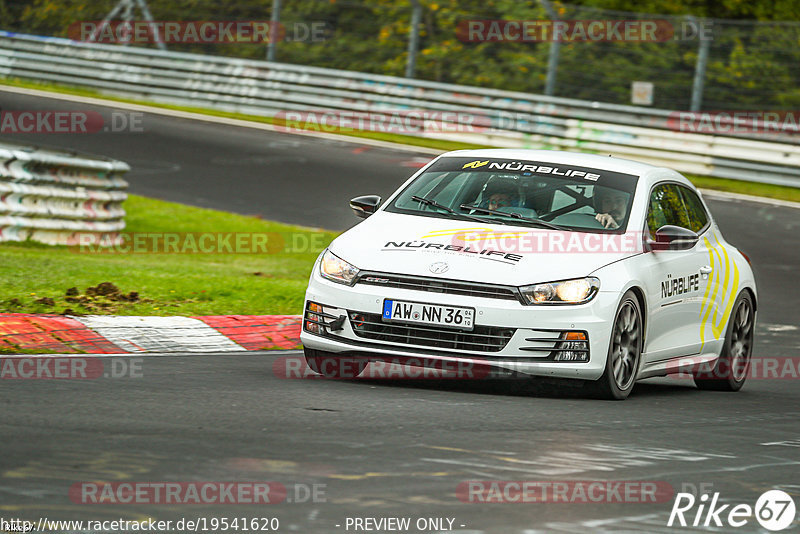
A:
386,157,639,232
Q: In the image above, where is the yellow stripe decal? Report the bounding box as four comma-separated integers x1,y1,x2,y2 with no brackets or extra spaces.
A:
702,242,723,339
699,231,740,348
713,245,740,340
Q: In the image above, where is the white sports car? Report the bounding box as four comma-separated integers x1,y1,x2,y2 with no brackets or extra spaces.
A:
300,149,757,399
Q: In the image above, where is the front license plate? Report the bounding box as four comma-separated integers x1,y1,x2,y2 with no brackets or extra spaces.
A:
382,299,474,330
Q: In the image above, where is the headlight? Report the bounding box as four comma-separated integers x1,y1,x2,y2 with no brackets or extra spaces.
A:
319,249,360,285
519,277,600,305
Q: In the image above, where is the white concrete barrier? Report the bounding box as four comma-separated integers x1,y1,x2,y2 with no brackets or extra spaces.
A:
0,141,129,245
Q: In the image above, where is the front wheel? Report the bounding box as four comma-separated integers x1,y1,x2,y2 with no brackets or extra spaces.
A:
694,291,754,392
589,290,643,400
304,348,367,378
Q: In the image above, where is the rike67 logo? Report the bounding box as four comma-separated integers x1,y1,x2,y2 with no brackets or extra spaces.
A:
668,490,796,531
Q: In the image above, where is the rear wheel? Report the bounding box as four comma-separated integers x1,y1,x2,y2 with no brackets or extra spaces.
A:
694,291,754,392
304,348,367,378
589,290,642,400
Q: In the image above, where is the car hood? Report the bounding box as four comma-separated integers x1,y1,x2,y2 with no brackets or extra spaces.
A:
329,212,642,286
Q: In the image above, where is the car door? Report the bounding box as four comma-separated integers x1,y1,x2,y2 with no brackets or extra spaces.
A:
640,183,711,361
681,186,733,354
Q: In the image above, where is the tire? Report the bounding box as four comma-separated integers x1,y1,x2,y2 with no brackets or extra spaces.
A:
694,291,754,392
304,347,367,379
589,290,643,400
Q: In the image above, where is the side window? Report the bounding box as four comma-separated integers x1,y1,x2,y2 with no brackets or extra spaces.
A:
678,186,709,233
647,183,692,234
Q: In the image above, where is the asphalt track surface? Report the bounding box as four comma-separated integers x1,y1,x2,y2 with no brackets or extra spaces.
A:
2,89,800,533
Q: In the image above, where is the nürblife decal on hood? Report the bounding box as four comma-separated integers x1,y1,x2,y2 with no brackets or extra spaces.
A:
381,240,523,264
428,157,639,191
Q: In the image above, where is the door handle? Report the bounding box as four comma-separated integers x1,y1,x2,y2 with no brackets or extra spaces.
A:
699,266,713,275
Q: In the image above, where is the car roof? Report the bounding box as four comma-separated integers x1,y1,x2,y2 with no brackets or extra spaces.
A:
439,149,694,189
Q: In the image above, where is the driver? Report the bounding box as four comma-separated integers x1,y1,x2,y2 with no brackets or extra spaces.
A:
593,187,628,229
481,179,521,211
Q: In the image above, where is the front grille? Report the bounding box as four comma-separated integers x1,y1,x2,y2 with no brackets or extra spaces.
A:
347,312,515,352
356,272,520,302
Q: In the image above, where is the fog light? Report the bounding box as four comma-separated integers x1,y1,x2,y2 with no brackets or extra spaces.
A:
305,301,324,334
351,313,366,332
554,331,588,362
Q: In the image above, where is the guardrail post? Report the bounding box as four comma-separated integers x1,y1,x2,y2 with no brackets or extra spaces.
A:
540,0,560,96
266,0,281,62
689,18,711,112
405,0,422,79
134,0,166,50
91,0,165,50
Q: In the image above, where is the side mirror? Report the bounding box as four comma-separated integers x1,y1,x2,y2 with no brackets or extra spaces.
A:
350,195,382,219
648,225,699,251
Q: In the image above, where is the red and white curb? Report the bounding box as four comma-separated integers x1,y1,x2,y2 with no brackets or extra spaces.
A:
0,313,302,354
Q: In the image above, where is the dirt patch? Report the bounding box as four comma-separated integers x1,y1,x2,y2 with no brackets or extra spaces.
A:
0,282,152,315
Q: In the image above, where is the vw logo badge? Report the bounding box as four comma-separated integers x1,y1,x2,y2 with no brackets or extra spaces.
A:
429,262,449,274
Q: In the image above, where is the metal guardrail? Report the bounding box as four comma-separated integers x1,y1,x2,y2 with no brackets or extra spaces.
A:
0,31,798,188
0,140,129,244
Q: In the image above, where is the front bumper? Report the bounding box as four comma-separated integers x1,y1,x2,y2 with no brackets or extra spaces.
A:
300,272,620,381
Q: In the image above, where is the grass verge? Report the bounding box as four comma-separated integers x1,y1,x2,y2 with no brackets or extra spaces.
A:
0,195,336,316
2,77,798,202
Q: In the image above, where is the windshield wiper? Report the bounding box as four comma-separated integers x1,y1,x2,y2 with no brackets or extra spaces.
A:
459,204,567,231
410,196,486,223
